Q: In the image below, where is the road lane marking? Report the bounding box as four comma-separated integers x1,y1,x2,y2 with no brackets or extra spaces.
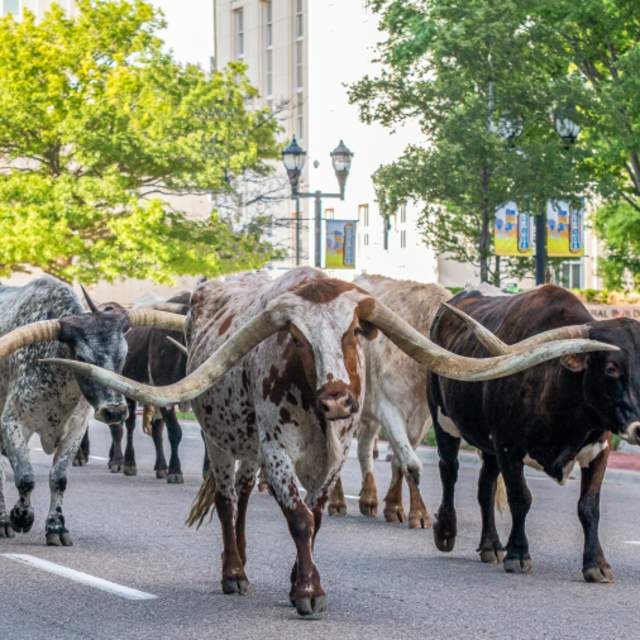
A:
1,554,157,601
624,541,640,545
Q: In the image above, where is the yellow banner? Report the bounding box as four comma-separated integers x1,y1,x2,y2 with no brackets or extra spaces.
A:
547,200,584,257
494,202,533,256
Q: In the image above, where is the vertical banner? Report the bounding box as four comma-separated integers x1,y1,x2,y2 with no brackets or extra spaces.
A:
325,219,357,269
547,200,584,257
494,202,532,256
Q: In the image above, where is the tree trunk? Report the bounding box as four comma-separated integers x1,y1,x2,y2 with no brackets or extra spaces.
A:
479,165,491,283
493,255,501,287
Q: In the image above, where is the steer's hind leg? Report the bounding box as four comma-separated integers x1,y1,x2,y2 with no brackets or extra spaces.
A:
235,460,258,566
73,431,90,467
207,441,249,595
123,399,139,476
46,405,90,546
432,417,460,552
2,406,36,534
357,417,378,517
161,407,183,484
261,441,326,617
0,461,15,538
496,450,533,574
383,458,406,523
327,476,347,516
579,434,613,583
108,422,124,472
477,452,506,563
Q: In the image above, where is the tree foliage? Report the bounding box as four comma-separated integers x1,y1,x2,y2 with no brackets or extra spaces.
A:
349,0,591,284
0,0,281,284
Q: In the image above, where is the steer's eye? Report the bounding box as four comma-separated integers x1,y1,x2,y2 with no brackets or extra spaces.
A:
605,362,621,379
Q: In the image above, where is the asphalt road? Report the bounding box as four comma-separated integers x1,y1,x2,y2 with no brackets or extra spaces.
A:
1,420,640,640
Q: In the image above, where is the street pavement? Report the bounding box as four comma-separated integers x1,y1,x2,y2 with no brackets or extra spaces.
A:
1,420,640,640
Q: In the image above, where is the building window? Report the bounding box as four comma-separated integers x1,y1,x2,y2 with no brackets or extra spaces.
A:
555,260,582,289
364,233,370,247
2,0,20,16
294,0,304,139
359,204,369,227
263,1,273,101
400,230,407,249
400,204,407,224
325,208,334,219
295,93,304,139
233,8,244,59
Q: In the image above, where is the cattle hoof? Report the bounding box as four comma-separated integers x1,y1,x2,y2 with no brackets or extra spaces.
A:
409,511,432,530
166,473,184,484
503,556,533,574
328,502,347,517
258,481,269,493
10,505,34,533
46,532,72,546
294,595,327,617
383,507,405,524
221,577,249,595
433,509,457,552
479,548,506,564
358,500,378,518
155,468,168,479
109,463,122,473
0,515,15,539
583,565,614,584
123,464,137,477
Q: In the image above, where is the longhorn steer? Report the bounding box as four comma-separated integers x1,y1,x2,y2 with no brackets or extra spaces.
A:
48,268,616,615
328,275,450,528
428,284,640,582
0,277,184,545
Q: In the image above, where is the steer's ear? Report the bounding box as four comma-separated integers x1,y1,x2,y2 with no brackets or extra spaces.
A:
561,353,589,372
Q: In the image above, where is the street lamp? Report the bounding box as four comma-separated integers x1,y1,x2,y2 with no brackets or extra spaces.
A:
282,136,353,268
533,109,581,285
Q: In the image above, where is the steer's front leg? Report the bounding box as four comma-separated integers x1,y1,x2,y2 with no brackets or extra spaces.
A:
578,433,614,584
262,441,326,618
2,406,36,534
496,448,533,574
46,405,90,546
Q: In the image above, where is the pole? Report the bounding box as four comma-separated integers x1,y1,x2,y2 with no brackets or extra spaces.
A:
314,191,322,268
535,210,546,285
295,196,301,266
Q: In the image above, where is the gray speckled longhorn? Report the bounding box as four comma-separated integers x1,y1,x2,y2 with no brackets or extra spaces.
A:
0,276,185,546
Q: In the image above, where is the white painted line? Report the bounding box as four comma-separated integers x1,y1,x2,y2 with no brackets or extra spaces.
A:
624,541,640,545
1,554,157,601
344,494,360,501
89,455,109,462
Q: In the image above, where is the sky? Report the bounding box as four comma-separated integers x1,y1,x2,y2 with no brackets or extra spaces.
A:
149,0,214,68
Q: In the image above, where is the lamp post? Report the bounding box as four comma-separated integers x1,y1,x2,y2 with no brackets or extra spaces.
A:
282,136,353,268
533,111,581,285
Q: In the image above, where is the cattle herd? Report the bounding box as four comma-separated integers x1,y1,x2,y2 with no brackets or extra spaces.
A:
1,267,638,617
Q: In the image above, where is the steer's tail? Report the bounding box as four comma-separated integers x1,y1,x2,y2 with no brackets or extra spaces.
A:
142,405,162,436
186,472,217,529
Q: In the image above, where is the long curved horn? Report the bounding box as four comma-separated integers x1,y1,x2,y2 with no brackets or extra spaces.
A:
359,299,617,382
143,302,190,314
0,320,62,359
166,336,188,355
440,302,590,356
127,309,187,332
41,303,288,406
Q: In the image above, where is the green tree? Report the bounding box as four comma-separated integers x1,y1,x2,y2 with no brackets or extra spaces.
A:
527,1,640,288
0,0,281,284
350,0,589,284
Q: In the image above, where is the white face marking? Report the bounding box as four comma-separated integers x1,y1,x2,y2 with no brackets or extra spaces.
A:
576,440,609,468
437,410,461,438
291,293,362,391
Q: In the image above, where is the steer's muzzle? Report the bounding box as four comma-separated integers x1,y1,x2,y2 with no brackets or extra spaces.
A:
95,402,129,426
317,383,359,421
622,421,640,446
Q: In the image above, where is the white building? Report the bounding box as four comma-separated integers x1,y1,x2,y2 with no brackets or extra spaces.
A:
1,0,77,19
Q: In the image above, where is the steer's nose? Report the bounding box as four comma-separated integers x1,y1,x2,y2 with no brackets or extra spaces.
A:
317,389,359,421
95,402,129,425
